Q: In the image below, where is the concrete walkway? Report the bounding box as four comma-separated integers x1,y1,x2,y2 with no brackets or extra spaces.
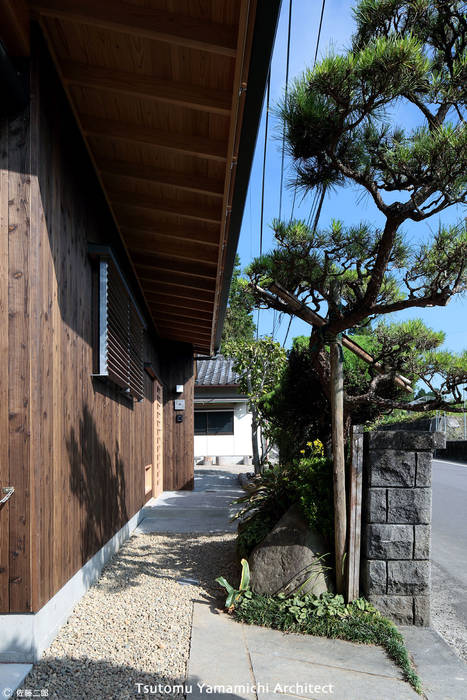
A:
164,465,467,700
136,464,245,534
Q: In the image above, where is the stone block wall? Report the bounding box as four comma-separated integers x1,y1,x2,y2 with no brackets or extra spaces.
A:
361,430,445,626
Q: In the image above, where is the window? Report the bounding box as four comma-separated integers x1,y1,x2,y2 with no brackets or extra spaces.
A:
195,411,234,435
90,246,146,400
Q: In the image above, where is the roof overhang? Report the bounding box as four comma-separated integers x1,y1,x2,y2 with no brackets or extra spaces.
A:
1,0,281,354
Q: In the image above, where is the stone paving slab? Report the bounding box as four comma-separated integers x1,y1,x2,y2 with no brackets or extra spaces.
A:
243,623,402,679
251,648,418,700
187,603,256,700
188,603,419,699
401,626,467,700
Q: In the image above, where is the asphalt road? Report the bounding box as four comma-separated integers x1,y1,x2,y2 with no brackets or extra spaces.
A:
432,459,467,625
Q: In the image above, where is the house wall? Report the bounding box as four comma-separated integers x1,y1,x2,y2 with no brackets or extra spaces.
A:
0,36,194,615
194,402,252,460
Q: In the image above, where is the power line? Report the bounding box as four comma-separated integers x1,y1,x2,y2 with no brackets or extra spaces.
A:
259,70,271,258
257,69,271,339
279,0,293,221
283,0,327,349
314,0,326,66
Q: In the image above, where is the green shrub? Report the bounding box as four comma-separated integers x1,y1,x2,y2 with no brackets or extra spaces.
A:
216,565,422,696
234,592,422,694
234,445,334,557
237,511,275,559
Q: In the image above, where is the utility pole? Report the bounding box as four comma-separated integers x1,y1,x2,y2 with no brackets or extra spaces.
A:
330,334,346,594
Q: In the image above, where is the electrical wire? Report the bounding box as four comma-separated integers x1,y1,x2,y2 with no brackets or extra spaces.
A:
259,70,271,259
314,0,326,66
279,0,293,222
282,0,327,349
257,69,271,340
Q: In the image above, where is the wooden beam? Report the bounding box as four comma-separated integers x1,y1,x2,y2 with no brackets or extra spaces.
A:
0,0,30,55
160,326,211,344
99,159,224,198
161,326,211,341
120,226,219,249
165,333,210,350
30,0,238,56
138,272,216,294
142,281,215,304
157,320,212,338
133,254,217,281
82,116,227,162
145,294,214,315
108,190,222,224
126,237,218,265
151,309,212,329
61,61,232,115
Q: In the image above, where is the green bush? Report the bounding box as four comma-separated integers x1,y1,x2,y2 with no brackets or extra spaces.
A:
234,592,422,694
237,511,275,560
234,446,334,558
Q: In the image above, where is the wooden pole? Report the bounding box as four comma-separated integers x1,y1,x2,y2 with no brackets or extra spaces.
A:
330,334,346,594
346,425,363,601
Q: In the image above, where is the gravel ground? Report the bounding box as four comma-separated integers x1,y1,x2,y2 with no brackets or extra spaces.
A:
20,532,238,699
431,560,467,662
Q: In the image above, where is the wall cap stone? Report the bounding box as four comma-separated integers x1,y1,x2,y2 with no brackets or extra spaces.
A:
368,430,445,451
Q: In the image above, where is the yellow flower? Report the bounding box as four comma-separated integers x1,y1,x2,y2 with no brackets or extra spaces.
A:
300,449,305,454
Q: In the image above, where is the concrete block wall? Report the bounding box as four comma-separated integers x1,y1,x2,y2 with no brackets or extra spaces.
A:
361,430,445,626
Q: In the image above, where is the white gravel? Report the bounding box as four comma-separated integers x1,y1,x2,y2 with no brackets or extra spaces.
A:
431,560,467,662
20,532,238,699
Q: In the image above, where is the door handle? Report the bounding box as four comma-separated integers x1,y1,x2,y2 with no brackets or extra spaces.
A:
0,487,14,506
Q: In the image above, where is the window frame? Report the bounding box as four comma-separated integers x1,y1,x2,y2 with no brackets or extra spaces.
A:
89,245,147,400
194,410,235,436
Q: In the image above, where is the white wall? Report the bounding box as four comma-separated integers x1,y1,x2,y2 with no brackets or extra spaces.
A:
194,402,252,459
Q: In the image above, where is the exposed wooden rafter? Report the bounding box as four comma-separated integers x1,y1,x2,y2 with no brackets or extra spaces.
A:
137,272,216,295
108,191,222,225
83,116,227,162
99,159,224,199
120,227,219,250
134,259,217,282
154,311,213,330
62,61,232,115
142,282,215,304
146,296,214,316
29,0,238,56
128,241,218,267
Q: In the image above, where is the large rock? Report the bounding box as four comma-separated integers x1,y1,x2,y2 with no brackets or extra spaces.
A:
249,505,332,596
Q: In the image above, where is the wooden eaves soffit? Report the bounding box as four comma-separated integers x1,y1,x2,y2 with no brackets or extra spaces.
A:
9,0,281,354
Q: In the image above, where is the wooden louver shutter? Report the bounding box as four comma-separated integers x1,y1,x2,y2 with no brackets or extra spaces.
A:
98,257,144,400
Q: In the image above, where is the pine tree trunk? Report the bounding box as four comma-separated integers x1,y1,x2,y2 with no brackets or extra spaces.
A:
330,334,347,594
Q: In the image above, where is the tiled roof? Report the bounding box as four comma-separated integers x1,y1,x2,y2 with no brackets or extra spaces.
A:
195,356,239,386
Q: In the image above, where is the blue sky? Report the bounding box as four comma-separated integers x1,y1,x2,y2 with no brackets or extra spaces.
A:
236,0,467,354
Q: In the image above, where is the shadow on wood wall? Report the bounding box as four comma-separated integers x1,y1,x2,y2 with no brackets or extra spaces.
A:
67,404,128,574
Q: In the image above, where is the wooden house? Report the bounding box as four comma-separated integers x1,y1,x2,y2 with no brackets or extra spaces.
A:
0,0,280,662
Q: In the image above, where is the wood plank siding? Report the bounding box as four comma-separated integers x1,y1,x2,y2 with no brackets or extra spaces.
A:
0,0,279,619
0,39,194,613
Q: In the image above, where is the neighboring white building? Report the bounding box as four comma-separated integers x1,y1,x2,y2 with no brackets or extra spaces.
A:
194,356,252,465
